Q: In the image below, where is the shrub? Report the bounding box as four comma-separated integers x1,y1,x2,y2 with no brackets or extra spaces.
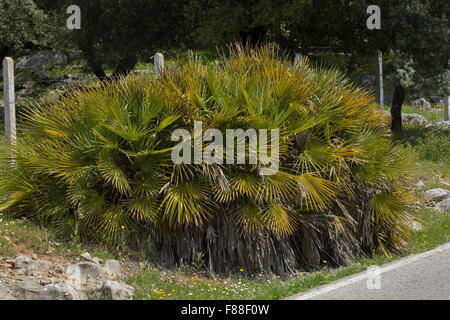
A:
0,45,415,274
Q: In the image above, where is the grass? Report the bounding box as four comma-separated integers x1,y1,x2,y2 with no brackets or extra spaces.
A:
381,104,445,125
410,209,450,252
125,208,450,300
0,211,116,261
0,213,52,258
401,104,445,123
392,108,450,181
411,160,450,191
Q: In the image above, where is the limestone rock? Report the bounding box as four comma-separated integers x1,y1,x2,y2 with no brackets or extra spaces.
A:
425,121,450,134
412,98,431,110
1,255,132,300
80,252,92,261
39,284,81,300
424,188,450,202
16,50,67,69
104,260,121,279
415,181,426,191
434,198,450,213
14,256,32,269
0,280,17,300
101,280,134,300
402,113,428,127
11,277,41,300
66,262,107,290
14,256,52,276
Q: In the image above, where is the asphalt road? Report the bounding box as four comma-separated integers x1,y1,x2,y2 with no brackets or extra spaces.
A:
285,242,450,300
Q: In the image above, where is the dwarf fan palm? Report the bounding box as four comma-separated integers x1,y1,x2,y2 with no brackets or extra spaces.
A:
0,45,414,274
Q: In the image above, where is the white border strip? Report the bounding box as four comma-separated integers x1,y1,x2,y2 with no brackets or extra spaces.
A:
283,242,450,300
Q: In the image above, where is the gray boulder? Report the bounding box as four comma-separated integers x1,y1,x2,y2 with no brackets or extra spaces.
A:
424,188,450,202
415,181,426,191
66,262,108,290
425,121,450,134
80,252,92,261
39,284,81,300
101,280,134,300
16,50,67,69
402,113,428,127
412,98,432,110
0,280,17,300
13,256,32,269
1,255,133,300
104,260,121,279
407,219,424,232
14,256,52,276
434,198,450,213
10,277,41,300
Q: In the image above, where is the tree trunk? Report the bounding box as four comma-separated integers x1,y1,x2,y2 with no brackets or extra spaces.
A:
86,55,137,82
391,84,405,132
110,55,138,79
88,60,107,80
240,26,267,47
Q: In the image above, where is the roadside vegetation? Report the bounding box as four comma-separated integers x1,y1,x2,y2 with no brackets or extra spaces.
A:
1,48,448,300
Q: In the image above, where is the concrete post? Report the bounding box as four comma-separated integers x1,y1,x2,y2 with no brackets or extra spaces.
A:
154,53,164,76
294,53,303,66
375,50,384,109
3,57,16,145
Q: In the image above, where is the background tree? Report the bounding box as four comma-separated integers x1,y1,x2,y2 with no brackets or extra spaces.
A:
32,0,449,127
0,0,48,59
367,0,449,131
183,0,310,48
277,0,449,131
36,0,186,79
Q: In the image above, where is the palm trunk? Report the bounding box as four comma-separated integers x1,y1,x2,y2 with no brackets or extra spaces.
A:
146,207,363,275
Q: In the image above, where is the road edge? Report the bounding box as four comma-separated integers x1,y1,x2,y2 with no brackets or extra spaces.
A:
283,241,450,300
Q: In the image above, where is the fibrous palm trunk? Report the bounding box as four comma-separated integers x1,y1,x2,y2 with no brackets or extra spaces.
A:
148,206,370,275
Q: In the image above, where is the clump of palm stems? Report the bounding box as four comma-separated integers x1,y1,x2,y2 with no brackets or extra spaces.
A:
0,45,415,274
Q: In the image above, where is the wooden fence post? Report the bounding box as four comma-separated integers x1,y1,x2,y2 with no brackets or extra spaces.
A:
3,57,16,145
375,50,384,110
154,53,164,76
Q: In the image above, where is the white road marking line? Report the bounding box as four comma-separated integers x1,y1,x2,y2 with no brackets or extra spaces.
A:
283,242,450,300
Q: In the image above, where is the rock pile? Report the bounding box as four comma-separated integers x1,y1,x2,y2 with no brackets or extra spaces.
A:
0,253,133,300
415,183,450,213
